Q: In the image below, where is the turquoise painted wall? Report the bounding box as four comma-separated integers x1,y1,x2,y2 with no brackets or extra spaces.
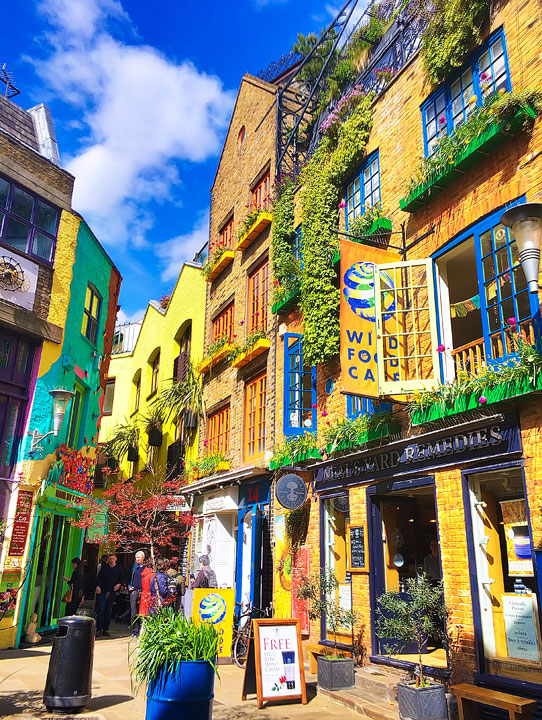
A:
22,219,116,458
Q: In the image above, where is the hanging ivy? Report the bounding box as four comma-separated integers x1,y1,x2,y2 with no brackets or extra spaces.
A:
285,501,311,554
271,178,297,288
300,93,375,365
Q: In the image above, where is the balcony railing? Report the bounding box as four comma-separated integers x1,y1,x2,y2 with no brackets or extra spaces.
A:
111,320,142,355
451,338,486,377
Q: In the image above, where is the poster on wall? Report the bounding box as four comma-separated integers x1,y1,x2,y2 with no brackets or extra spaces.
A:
340,238,400,397
242,618,307,709
8,490,34,557
273,511,292,618
502,594,540,662
192,588,235,660
291,546,309,634
500,499,534,577
0,568,22,618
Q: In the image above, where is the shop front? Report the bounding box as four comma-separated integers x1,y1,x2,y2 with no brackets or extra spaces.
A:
314,411,542,698
194,485,238,589
18,481,85,642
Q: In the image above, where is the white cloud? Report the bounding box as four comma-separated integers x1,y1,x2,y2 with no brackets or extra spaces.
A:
117,306,146,325
155,212,209,282
34,0,234,251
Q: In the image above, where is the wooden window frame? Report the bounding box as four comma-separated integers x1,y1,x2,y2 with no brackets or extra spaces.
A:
207,404,230,455
245,372,267,461
212,302,235,343
248,259,269,334
252,172,270,211
102,378,115,416
149,352,160,397
82,283,102,346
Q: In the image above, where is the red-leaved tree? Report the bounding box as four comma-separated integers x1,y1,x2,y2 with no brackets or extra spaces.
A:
73,464,196,571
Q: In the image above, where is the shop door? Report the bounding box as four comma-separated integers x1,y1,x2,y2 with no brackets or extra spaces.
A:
236,506,262,608
23,514,52,630
39,515,65,628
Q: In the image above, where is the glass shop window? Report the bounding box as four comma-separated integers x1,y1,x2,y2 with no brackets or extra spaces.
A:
468,467,541,683
323,494,352,644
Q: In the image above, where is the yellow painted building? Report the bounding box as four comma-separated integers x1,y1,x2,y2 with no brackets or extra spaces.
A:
101,260,206,479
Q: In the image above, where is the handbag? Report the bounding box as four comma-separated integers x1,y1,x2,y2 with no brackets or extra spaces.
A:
62,587,73,604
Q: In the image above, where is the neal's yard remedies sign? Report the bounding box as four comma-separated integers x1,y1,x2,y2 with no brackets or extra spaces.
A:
340,239,400,397
242,619,307,709
316,414,521,491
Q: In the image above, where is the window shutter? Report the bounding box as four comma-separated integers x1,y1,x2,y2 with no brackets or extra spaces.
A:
173,355,180,380
375,258,440,395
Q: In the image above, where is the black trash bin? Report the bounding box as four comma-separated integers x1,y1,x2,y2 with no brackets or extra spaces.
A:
43,615,95,713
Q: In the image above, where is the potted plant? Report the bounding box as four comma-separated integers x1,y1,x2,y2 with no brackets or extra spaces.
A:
133,608,219,720
296,569,357,691
144,407,164,447
103,419,140,463
376,574,449,720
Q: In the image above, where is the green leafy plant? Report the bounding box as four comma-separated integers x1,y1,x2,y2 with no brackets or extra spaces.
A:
153,362,204,426
102,419,140,460
201,245,229,278
227,328,267,362
405,89,542,198
296,569,357,654
376,574,449,686
133,609,219,688
271,178,299,297
201,336,232,364
270,432,319,467
184,452,229,479
324,411,392,454
141,405,164,432
285,502,310,554
347,202,387,238
236,205,268,240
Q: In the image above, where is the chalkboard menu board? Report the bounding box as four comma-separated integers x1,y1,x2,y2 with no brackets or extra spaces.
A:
347,524,369,572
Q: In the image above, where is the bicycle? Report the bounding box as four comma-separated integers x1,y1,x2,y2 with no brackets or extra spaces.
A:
231,601,271,668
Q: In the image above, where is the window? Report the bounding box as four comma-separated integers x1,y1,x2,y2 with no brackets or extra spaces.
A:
102,379,115,415
284,334,316,436
67,383,85,448
248,259,269,333
422,31,510,156
346,395,392,420
213,303,235,343
245,373,266,460
150,352,160,396
323,494,351,642
174,325,191,382
252,172,270,211
81,284,102,345
0,176,60,262
133,373,141,413
215,217,234,252
208,405,230,455
238,126,246,145
345,152,380,227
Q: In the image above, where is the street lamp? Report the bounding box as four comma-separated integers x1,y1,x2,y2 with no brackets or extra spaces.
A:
28,387,75,453
501,203,542,293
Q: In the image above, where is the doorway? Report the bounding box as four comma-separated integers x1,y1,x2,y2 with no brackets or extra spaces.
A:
370,479,447,669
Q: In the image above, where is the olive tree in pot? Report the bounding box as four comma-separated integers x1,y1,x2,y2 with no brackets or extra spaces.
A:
133,608,219,720
376,573,450,720
296,569,357,691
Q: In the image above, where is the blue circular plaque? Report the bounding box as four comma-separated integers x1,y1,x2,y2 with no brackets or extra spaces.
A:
275,473,307,510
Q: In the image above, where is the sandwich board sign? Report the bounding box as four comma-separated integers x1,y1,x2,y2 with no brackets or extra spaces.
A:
241,618,307,709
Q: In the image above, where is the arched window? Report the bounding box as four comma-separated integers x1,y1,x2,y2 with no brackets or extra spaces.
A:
173,323,191,382
132,370,141,413
148,349,160,396
237,125,246,145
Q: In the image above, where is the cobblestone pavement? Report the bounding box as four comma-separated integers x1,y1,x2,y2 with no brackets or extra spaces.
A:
0,625,360,720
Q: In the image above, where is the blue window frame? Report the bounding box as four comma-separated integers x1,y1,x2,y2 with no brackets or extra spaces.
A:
422,29,511,157
345,152,380,228
433,197,540,367
346,395,392,420
283,333,316,435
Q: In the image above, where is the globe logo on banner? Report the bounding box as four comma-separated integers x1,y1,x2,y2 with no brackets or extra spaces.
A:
199,593,227,624
342,261,395,322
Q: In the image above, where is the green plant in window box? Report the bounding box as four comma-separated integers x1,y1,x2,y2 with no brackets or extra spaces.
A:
141,406,165,448
184,452,229,480
324,411,393,455
236,205,267,241
226,328,267,363
201,336,232,364
270,433,320,469
347,202,390,239
201,245,229,278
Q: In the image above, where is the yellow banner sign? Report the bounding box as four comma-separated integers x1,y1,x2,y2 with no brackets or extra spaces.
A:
192,588,235,658
340,239,400,397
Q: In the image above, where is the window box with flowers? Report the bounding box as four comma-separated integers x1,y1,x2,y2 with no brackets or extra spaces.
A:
324,413,398,456
235,210,273,251
185,453,230,481
400,91,541,213
197,338,236,374
410,328,542,425
229,330,270,369
269,434,321,470
271,278,301,314
202,245,235,282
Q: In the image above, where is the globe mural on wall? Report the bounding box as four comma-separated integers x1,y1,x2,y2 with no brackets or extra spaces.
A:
342,261,396,322
199,592,227,624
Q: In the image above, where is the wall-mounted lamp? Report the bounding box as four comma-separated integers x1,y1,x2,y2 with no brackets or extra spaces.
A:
28,388,75,453
501,203,542,293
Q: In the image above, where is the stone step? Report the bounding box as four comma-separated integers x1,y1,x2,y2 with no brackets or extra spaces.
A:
354,664,402,703
319,686,400,720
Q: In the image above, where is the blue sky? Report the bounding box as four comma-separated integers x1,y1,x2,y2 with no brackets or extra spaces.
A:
1,0,341,320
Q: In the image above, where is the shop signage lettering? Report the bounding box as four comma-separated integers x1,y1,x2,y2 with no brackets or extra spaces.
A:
8,490,34,557
316,416,520,491
502,594,540,662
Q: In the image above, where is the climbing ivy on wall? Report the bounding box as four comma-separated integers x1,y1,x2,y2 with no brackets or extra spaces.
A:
412,0,492,85
271,179,297,288
299,92,374,365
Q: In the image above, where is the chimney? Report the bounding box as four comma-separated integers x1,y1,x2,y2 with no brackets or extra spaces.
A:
27,103,61,167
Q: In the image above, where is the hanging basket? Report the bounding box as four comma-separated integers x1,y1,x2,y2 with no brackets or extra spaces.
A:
148,429,163,447
127,446,139,462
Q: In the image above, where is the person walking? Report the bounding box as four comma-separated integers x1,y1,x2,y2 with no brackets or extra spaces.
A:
149,559,171,613
139,563,155,619
63,558,84,616
128,550,146,637
166,558,186,612
193,555,217,589
95,554,125,636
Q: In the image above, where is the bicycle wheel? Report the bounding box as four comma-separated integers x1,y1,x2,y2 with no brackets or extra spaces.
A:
233,628,249,667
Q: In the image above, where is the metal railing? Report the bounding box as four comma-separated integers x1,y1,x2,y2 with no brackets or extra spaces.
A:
111,319,143,355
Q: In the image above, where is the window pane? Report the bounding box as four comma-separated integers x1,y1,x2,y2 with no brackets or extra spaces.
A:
10,186,34,221
33,231,54,261
0,178,8,208
5,217,30,252
480,230,492,256
35,201,58,234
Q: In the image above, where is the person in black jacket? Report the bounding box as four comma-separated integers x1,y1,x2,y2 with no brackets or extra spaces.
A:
95,554,125,636
63,558,84,616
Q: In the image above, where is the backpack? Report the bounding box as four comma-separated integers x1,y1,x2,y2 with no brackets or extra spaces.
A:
166,573,178,595
207,569,217,589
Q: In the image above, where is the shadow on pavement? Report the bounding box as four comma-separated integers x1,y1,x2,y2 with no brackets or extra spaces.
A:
87,694,134,711
0,689,44,715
